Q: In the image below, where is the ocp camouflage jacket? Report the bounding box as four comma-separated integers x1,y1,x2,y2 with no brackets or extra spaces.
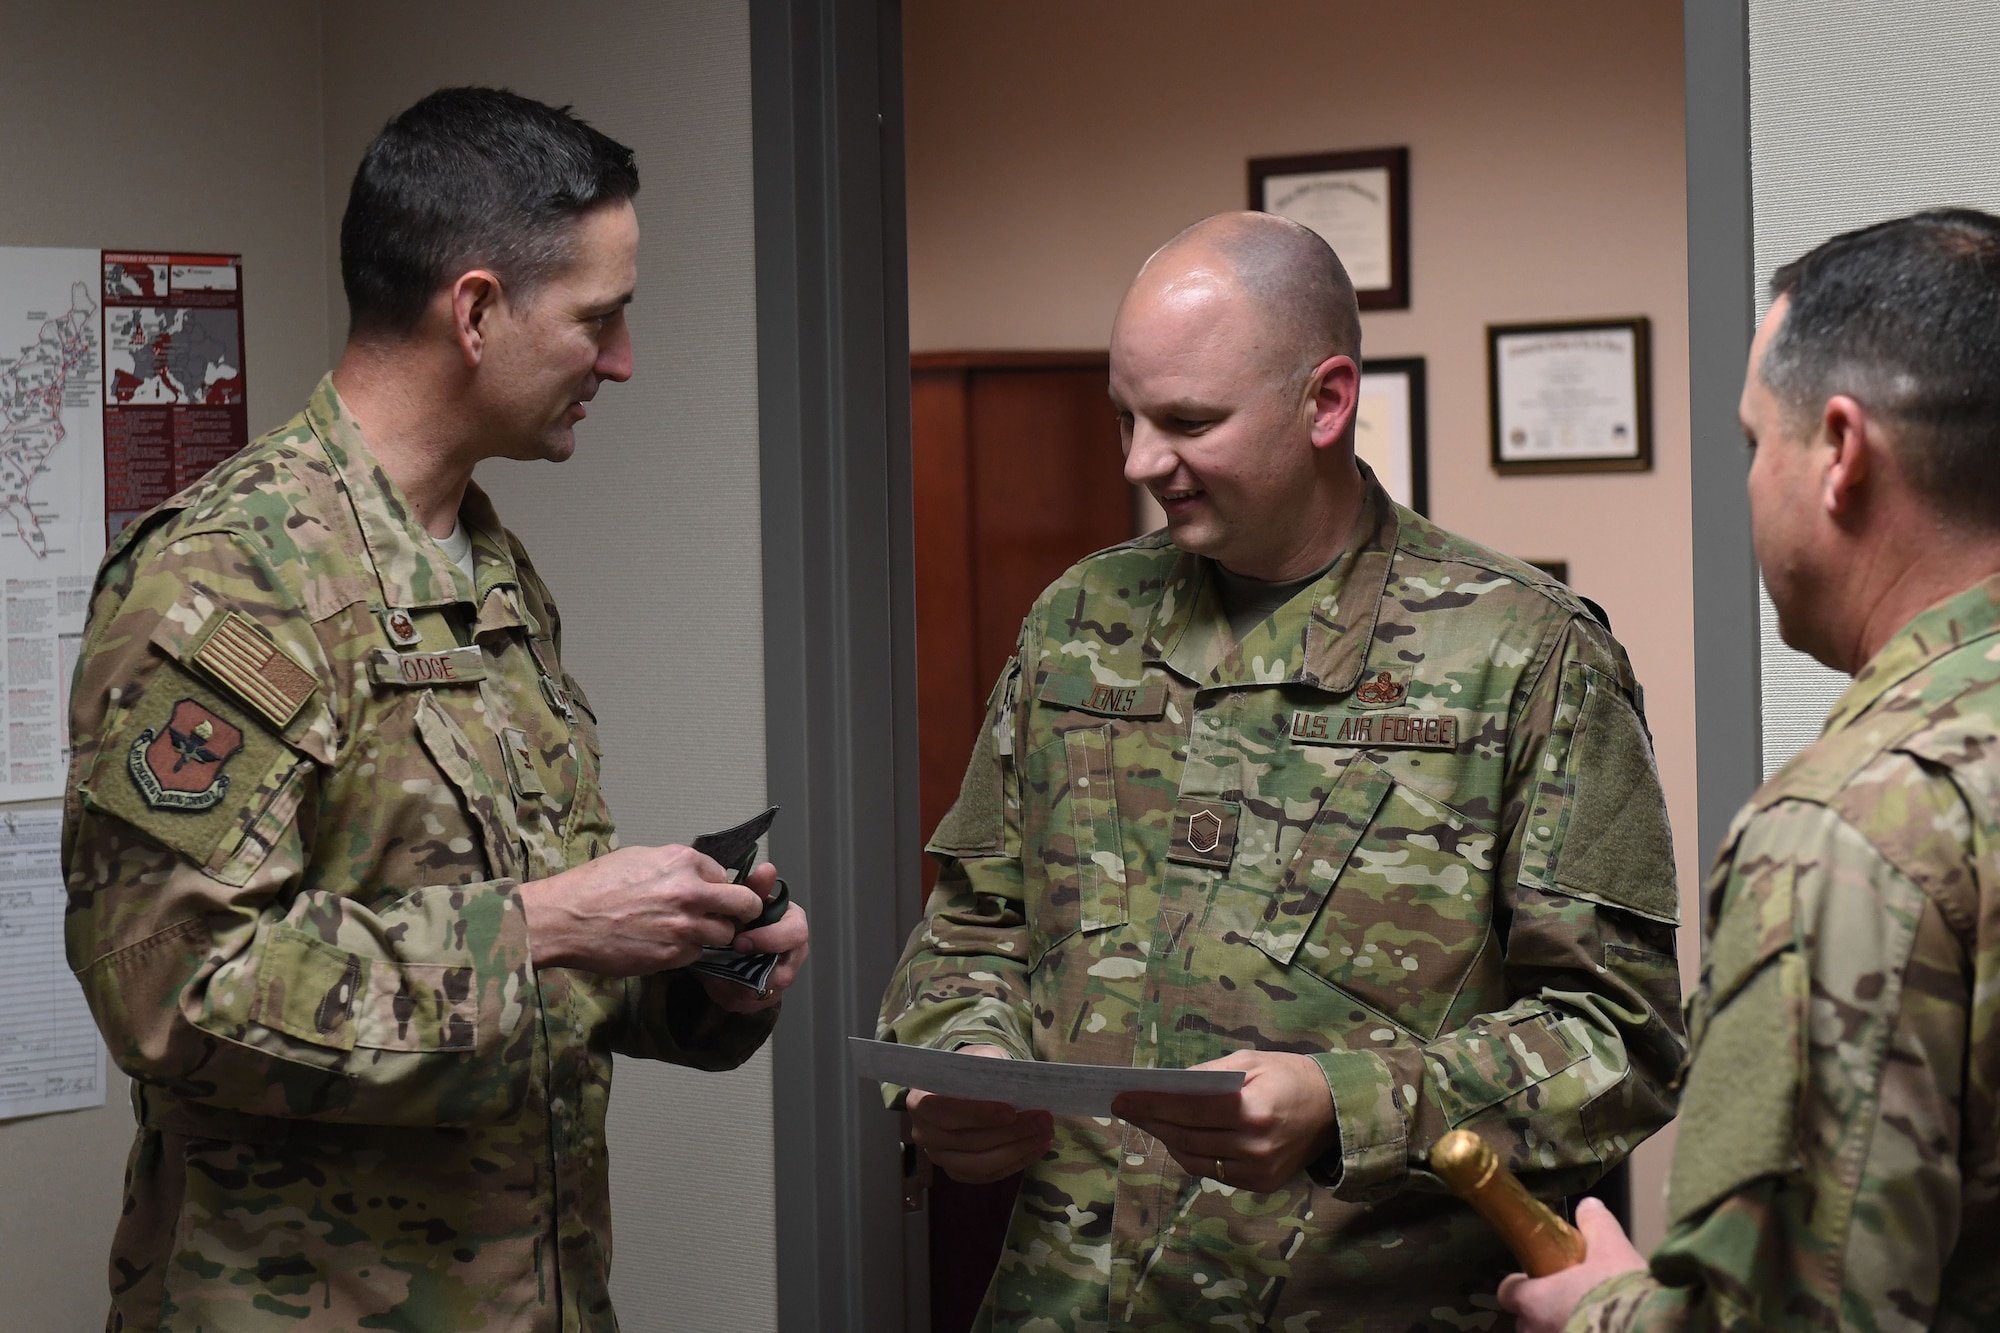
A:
1574,575,2000,1333
64,376,774,1332
881,478,1688,1331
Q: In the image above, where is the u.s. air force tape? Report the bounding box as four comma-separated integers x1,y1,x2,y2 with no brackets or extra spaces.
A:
1290,710,1459,750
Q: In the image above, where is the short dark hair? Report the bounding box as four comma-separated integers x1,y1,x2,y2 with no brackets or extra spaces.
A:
340,87,639,337
1764,207,2000,530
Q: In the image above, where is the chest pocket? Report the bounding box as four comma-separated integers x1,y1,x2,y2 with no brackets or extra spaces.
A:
413,692,525,882
1248,755,1497,1039
1022,722,1132,961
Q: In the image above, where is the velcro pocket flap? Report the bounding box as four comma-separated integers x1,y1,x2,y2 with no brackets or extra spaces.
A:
81,663,301,875
251,926,364,1051
1251,756,1394,966
929,657,1019,858
1668,951,1806,1224
1548,664,1680,925
355,959,477,1052
1427,1009,1589,1127
414,692,523,882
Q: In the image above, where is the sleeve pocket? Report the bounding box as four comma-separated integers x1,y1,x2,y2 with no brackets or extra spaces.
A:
1528,662,1680,926
1666,951,1807,1225
929,656,1019,858
1426,1009,1587,1126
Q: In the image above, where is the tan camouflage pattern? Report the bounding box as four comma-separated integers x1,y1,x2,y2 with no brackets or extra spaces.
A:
880,474,1687,1330
1571,575,2000,1333
64,376,775,1332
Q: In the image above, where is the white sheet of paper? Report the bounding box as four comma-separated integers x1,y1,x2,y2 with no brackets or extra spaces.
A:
0,809,106,1120
850,1037,1244,1117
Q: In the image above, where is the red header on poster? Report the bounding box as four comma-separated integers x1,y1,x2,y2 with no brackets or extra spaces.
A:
101,250,247,538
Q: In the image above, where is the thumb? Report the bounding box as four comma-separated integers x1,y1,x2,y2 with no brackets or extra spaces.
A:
1573,1196,1627,1253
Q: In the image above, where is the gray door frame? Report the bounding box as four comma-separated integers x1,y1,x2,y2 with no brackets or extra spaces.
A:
752,0,927,1328
1684,0,1762,862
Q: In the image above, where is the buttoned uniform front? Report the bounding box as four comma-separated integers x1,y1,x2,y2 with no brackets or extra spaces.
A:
64,376,775,1332
1571,575,2000,1333
881,474,1688,1330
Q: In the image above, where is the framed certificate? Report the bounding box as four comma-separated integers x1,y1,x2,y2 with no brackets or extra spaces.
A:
1487,318,1651,474
1355,356,1428,514
1249,147,1409,309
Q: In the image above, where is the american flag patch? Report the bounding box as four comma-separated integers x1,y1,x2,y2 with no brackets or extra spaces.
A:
192,612,317,728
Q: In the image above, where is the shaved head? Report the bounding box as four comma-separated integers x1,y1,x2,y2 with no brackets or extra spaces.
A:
1131,212,1362,382
1110,212,1369,580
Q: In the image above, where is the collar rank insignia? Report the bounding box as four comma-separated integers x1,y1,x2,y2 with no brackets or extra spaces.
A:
1353,669,1409,707
129,699,244,812
381,608,423,647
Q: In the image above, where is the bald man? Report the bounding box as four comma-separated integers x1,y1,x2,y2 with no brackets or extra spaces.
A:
878,213,1686,1329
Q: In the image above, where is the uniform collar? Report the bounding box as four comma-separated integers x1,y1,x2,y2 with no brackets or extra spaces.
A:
1143,465,1398,691
303,374,523,621
1819,571,2000,735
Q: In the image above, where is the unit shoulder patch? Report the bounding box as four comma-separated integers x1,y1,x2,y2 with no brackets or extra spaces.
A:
129,699,244,811
191,611,317,728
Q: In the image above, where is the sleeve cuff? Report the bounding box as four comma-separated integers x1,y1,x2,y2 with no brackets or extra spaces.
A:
1308,1047,1413,1200
871,1019,1034,1109
1564,1268,1658,1333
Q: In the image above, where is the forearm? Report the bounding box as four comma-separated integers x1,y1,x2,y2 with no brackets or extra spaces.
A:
69,823,539,1126
1314,887,1684,1202
877,857,1035,1061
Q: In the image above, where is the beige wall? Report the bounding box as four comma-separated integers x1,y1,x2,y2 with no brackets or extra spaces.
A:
1,4,774,1328
0,6,330,1327
906,0,1696,1249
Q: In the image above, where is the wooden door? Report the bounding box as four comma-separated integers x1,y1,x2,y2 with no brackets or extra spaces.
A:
909,351,1133,1333
911,351,1133,895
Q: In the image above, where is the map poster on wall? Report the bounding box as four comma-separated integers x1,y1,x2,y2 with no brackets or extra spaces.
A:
0,247,104,801
103,251,246,539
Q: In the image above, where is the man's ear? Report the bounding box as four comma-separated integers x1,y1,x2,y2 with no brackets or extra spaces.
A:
449,270,504,368
1306,354,1361,451
1818,393,1873,519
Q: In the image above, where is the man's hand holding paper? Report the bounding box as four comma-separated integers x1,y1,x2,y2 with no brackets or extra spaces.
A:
905,1045,1055,1185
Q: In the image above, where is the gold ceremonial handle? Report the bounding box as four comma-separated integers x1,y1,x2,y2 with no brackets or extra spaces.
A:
1429,1129,1585,1277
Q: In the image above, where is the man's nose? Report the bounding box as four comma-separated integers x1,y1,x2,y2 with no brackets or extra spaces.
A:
598,323,635,383
1123,421,1176,487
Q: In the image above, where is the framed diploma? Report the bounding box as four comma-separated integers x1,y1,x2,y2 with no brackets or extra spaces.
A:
1249,147,1409,309
1355,356,1428,514
1487,318,1651,474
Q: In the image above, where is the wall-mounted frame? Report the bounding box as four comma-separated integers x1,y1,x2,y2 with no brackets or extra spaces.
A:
1355,356,1428,514
1249,147,1409,309
1488,317,1652,474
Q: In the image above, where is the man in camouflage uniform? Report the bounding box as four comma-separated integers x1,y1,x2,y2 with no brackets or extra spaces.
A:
878,212,1686,1329
64,88,808,1331
1500,211,2000,1332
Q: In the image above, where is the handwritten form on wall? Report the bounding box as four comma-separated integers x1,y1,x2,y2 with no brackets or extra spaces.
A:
0,809,104,1120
